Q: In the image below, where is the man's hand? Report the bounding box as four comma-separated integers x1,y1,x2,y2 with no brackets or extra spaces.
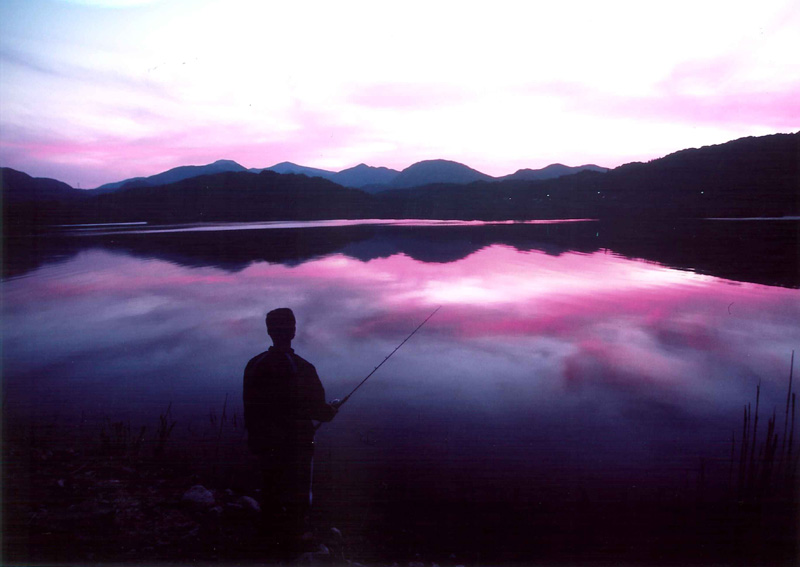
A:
330,398,343,409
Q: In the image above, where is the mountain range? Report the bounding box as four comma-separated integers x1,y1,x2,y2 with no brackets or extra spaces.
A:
2,132,798,232
94,159,607,193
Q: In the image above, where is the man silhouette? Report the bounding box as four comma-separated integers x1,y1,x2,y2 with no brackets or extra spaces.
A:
243,308,337,547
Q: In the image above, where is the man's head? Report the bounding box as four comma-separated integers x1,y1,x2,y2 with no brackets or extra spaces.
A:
266,308,296,347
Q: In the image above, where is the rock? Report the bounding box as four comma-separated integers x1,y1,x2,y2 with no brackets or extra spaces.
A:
296,544,331,564
179,525,200,541
329,527,343,541
409,562,425,567
181,485,215,510
222,502,244,519
53,448,76,461
235,495,260,514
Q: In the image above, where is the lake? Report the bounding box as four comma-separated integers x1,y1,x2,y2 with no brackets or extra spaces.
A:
3,218,799,563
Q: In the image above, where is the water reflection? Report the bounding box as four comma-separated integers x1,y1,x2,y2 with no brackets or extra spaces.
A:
4,240,797,457
5,218,799,287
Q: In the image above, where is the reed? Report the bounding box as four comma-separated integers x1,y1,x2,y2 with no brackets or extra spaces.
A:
728,431,735,495
732,352,797,504
154,401,177,457
787,392,796,489
100,419,130,456
737,403,749,499
747,380,761,495
757,410,779,498
780,350,794,463
213,393,229,469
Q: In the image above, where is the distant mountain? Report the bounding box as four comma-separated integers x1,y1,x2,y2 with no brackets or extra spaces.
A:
91,159,607,194
4,131,797,232
390,159,494,189
262,162,337,180
501,163,608,182
1,167,84,203
595,132,800,218
67,170,375,225
252,160,496,190
1,167,88,233
259,162,402,189
333,164,400,189
94,159,247,191
377,132,800,220
260,160,492,191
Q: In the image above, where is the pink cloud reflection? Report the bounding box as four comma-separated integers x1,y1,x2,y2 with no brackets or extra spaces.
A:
265,245,799,393
16,243,799,403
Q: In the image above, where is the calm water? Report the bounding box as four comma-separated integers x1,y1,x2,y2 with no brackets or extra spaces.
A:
3,219,799,557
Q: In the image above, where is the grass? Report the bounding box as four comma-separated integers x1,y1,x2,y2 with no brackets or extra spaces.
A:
154,402,177,458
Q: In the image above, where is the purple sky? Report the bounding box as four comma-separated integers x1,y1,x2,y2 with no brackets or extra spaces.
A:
1,0,798,188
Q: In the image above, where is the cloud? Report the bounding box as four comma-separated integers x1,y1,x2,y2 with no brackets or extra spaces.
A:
519,78,800,131
348,83,469,110
0,42,174,97
0,99,372,186
0,45,66,77
2,0,800,185
54,0,163,7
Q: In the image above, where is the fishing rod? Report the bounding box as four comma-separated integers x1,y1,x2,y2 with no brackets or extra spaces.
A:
317,306,441,428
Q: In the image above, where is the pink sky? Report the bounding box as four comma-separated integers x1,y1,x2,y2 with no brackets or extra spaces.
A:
1,0,798,188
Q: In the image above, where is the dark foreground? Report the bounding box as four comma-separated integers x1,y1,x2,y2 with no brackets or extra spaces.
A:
3,411,797,567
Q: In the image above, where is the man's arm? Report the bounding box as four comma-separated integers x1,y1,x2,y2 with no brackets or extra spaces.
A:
298,362,338,422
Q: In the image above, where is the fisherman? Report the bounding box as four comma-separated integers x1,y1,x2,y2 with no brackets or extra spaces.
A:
243,308,338,548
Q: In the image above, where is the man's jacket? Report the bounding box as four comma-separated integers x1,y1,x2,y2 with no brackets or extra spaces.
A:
243,346,336,452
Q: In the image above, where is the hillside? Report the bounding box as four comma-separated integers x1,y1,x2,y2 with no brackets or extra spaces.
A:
334,164,401,189
3,132,798,230
389,159,494,189
81,170,375,224
1,168,89,233
501,163,608,182
91,159,607,193
1,168,86,203
375,132,800,220
94,159,247,191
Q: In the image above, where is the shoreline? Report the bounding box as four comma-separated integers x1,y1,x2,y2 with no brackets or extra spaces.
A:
4,411,797,566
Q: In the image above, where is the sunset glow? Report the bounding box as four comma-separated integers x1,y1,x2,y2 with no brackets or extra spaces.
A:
1,0,798,187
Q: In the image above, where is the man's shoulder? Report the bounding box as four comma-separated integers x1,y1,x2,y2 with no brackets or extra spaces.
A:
245,350,270,371
291,352,317,372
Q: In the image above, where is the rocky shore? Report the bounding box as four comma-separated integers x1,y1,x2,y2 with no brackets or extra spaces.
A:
4,411,797,566
2,421,467,566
